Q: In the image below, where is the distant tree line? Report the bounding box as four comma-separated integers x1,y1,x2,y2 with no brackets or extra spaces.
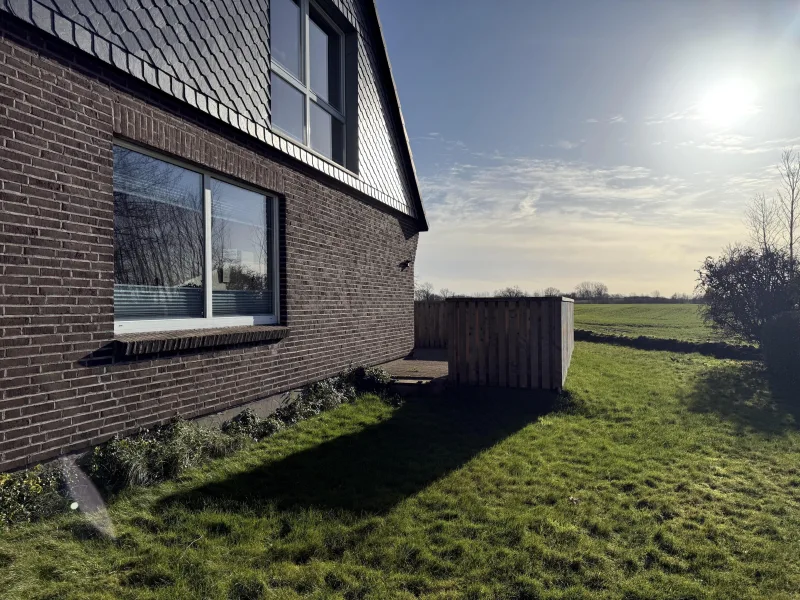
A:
414,280,701,304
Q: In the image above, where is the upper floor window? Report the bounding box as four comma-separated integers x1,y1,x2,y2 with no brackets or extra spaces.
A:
272,0,346,166
113,144,279,334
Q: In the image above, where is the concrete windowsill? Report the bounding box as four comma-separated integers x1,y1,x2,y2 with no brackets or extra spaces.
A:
114,325,290,357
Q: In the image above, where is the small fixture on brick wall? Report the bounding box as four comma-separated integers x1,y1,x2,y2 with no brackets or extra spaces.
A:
399,259,412,270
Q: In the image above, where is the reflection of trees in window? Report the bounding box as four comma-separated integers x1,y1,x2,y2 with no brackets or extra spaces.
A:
209,179,272,293
113,147,204,289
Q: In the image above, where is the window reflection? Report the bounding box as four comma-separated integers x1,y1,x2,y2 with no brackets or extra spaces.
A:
113,146,204,319
272,0,302,79
272,75,306,144
211,179,274,316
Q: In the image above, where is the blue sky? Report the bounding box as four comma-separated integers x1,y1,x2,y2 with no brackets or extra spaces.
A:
376,0,800,296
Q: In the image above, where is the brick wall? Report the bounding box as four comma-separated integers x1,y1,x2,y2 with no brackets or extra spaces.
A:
0,21,420,472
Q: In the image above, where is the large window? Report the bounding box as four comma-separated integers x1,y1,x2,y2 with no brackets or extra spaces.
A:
272,0,345,165
113,144,279,334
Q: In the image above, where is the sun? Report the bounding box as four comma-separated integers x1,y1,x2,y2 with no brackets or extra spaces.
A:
696,78,759,127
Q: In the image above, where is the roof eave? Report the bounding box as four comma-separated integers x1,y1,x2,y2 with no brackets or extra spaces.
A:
367,0,429,232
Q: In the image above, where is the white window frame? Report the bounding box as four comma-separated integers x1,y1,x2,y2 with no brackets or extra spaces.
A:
113,140,281,335
271,0,347,164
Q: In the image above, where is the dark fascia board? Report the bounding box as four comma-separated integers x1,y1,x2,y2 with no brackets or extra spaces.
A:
366,0,429,232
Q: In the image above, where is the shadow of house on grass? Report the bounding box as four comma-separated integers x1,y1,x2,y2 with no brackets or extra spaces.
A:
158,388,560,516
685,361,800,435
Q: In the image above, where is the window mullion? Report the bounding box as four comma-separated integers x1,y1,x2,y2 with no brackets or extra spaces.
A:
303,0,311,146
203,173,213,319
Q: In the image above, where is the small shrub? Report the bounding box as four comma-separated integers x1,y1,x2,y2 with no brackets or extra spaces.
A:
221,408,263,440
89,419,246,492
257,416,285,438
0,464,70,526
761,311,800,394
345,365,393,395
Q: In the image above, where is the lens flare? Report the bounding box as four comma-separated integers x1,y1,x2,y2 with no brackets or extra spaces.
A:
60,456,116,539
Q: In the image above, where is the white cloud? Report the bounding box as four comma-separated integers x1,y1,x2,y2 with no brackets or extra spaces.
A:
550,139,585,150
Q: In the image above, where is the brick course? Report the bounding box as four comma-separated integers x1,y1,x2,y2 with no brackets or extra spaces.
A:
0,21,420,472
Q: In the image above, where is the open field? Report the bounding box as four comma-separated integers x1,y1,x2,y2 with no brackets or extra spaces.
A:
574,304,732,343
2,342,799,599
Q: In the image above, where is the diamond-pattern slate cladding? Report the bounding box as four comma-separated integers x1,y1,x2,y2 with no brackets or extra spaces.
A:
0,0,420,219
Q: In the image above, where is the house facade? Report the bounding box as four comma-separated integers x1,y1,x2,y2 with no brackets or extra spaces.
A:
0,0,427,471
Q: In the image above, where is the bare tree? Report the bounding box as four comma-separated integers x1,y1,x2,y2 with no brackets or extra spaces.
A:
542,287,562,296
745,192,781,253
777,148,800,266
414,280,436,301
439,288,455,299
651,290,661,298
494,285,528,298
574,281,609,301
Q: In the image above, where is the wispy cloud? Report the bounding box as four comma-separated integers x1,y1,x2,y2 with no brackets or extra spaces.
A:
645,107,701,126
414,142,771,294
549,139,585,150
585,115,626,124
679,133,800,155
421,157,711,229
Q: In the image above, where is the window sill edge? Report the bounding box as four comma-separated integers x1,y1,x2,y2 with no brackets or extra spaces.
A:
114,325,289,358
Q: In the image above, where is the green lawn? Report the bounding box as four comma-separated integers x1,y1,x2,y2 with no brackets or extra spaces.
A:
2,343,800,599
574,304,731,343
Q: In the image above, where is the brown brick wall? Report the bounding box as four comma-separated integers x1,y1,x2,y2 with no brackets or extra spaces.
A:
0,21,420,472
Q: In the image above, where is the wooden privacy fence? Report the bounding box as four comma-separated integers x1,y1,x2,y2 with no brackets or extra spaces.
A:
438,297,574,391
414,300,449,348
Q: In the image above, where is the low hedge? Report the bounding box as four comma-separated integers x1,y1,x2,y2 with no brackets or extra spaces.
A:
1,365,396,526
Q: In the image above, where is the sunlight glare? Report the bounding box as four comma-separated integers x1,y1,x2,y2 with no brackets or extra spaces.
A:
696,78,758,127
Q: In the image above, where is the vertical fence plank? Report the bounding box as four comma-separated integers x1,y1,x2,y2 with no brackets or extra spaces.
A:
541,300,551,390
498,300,508,388
488,301,499,386
459,300,469,385
552,300,563,388
518,301,529,389
447,301,456,378
532,301,541,389
466,301,477,385
477,301,487,386
507,300,519,388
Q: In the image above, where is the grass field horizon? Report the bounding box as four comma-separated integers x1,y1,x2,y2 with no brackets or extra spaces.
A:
573,304,737,344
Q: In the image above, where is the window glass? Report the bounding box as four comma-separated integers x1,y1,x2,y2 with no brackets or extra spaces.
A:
310,102,345,163
309,101,332,159
211,179,274,316
272,0,302,80
309,8,342,110
272,74,305,143
113,146,204,320
309,17,329,103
